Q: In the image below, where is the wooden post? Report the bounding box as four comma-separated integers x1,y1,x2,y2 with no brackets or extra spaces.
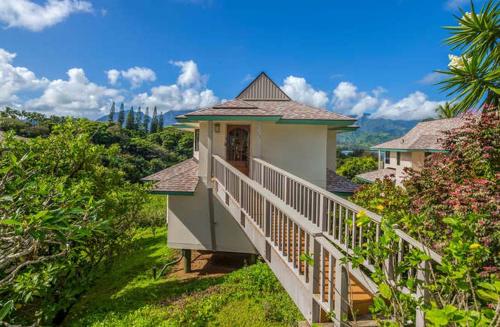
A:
415,260,430,326
182,249,192,273
334,261,349,326
264,200,271,237
207,121,217,251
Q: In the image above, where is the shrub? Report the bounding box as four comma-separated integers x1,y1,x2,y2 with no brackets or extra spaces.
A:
336,155,377,180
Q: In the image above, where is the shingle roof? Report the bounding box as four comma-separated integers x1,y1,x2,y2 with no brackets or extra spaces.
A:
355,168,396,183
142,158,199,194
179,73,356,124
372,118,466,151
326,169,360,193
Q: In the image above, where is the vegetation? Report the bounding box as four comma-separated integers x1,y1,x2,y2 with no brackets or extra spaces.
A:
65,227,301,327
439,0,499,114
350,112,499,326
435,102,459,118
336,155,377,180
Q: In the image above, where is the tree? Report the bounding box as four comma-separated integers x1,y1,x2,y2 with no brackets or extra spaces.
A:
435,102,458,118
158,112,164,132
336,156,377,180
150,106,159,133
108,101,116,122
143,107,150,132
136,106,143,131
439,0,499,114
125,106,135,130
117,103,125,127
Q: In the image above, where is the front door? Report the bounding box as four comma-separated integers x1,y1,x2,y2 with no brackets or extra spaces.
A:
226,125,250,175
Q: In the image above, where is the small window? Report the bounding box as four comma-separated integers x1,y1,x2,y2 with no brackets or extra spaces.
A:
194,129,200,151
385,151,390,164
397,152,401,165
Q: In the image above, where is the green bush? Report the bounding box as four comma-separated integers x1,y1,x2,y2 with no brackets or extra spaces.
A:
336,155,378,180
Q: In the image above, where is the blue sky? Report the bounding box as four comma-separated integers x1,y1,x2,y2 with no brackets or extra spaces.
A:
0,0,481,120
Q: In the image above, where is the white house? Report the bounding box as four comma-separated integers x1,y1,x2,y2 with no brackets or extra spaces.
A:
356,118,466,185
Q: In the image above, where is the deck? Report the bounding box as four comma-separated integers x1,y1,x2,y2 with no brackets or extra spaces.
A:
210,155,442,326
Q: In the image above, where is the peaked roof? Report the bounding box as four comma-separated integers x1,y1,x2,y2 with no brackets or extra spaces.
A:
372,117,467,151
177,72,357,126
236,72,291,101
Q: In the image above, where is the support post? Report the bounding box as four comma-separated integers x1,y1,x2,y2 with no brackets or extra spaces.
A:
182,249,192,273
207,121,217,251
415,260,430,327
334,261,349,326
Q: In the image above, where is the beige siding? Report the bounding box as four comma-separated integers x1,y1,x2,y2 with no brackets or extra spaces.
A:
327,130,337,171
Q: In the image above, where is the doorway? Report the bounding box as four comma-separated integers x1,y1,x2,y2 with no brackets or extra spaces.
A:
226,125,250,175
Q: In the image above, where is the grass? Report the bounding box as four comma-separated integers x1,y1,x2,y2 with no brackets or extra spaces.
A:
65,197,302,326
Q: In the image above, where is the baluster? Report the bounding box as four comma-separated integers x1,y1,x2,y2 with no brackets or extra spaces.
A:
416,260,430,327
351,210,357,249
334,260,349,326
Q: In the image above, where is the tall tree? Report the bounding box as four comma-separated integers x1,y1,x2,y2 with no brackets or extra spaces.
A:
143,107,150,132
435,102,458,118
439,0,499,114
158,112,164,131
108,101,116,122
136,106,142,131
150,106,159,133
125,106,135,130
117,102,125,127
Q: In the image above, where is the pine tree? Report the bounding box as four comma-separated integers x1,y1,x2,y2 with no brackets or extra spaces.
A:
108,101,116,122
125,106,135,130
150,106,159,133
158,112,164,132
143,107,150,132
136,106,142,130
117,102,125,127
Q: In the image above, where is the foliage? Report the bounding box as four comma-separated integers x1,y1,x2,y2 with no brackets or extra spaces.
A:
66,229,301,327
435,102,459,118
336,155,377,180
350,113,499,326
439,0,499,113
0,121,147,325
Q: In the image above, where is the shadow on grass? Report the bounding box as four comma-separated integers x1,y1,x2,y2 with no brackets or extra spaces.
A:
63,228,225,326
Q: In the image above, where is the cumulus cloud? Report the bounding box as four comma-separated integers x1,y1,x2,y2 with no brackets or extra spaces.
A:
26,68,122,118
418,72,443,85
281,76,328,108
331,81,380,117
0,48,48,104
106,67,156,88
131,60,218,111
371,92,443,120
0,0,93,32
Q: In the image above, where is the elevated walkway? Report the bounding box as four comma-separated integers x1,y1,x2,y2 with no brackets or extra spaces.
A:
211,155,441,326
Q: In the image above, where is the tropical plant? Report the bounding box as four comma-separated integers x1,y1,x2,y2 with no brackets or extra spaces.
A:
108,101,116,122
336,155,378,180
438,0,499,114
117,102,125,127
126,106,136,130
435,102,459,118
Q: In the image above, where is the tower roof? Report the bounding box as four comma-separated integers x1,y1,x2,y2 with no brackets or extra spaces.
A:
236,72,290,101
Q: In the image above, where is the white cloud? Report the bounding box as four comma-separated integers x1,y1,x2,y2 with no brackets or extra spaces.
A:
0,0,93,32
371,91,443,120
106,69,120,85
26,68,122,118
170,60,206,88
131,60,218,112
445,0,468,10
331,81,380,116
105,67,156,88
419,72,443,85
0,48,48,104
281,76,328,108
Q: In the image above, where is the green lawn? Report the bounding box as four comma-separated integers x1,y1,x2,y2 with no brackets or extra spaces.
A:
65,227,302,326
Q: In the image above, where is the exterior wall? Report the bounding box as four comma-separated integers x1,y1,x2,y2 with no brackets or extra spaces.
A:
167,183,257,254
326,130,337,171
260,123,328,188
383,150,429,185
411,151,425,170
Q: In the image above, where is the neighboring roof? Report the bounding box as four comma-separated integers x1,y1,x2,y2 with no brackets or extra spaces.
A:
326,169,360,194
355,168,396,183
142,158,199,195
372,118,466,152
178,73,356,126
236,72,291,101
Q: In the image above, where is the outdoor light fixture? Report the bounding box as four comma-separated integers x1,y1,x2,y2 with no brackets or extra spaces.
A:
214,123,221,133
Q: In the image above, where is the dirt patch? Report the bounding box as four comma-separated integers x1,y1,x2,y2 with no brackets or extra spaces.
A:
169,251,253,280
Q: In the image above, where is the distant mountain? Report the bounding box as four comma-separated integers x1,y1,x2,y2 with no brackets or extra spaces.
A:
337,114,420,150
97,109,195,127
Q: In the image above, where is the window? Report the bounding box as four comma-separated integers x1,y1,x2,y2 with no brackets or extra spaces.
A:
385,151,390,164
397,152,401,165
194,129,199,151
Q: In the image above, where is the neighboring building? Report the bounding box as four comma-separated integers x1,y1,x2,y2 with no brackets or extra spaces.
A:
356,118,466,185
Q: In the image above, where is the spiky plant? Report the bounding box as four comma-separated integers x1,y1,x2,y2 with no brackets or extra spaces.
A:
438,0,499,114
435,102,459,118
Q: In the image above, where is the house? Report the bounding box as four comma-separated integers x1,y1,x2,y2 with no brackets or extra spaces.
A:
356,117,466,185
142,73,440,325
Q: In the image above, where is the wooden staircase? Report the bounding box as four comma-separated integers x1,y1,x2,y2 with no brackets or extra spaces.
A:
212,155,442,326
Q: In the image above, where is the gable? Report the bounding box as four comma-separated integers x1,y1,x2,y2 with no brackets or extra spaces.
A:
236,72,291,101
